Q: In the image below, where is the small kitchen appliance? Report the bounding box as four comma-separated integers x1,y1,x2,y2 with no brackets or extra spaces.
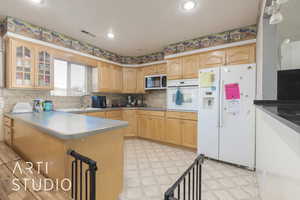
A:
278,69,300,100
145,75,167,90
91,96,107,108
43,100,53,111
33,99,44,112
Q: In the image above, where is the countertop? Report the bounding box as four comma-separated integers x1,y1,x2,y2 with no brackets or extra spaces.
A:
5,111,128,140
254,100,300,134
55,107,198,113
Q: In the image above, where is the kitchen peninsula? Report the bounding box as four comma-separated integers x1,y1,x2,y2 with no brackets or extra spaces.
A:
4,111,128,200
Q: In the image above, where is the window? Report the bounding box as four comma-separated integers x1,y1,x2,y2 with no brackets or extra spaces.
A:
51,59,91,96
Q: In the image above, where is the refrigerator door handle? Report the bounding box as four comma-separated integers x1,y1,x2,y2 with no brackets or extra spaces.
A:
220,80,225,128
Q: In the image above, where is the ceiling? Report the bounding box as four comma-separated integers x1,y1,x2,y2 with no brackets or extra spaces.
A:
1,0,261,56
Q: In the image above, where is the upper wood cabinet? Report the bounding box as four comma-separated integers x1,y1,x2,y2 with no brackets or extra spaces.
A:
199,50,226,69
6,38,54,90
167,58,182,80
6,38,36,89
112,65,123,93
123,68,137,93
182,54,199,79
35,47,54,90
226,44,256,65
136,68,146,94
143,63,167,76
98,62,112,92
156,63,167,74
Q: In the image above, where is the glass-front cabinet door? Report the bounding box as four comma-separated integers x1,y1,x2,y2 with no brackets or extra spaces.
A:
11,39,35,88
35,48,54,89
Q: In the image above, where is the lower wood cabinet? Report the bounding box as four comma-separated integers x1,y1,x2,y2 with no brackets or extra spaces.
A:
149,116,165,141
181,120,197,148
166,111,198,149
3,117,13,146
85,111,106,118
137,115,150,138
106,110,123,120
122,110,137,137
165,118,182,145
137,111,165,141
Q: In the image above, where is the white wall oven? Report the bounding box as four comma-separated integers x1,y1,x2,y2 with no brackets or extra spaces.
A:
167,79,198,110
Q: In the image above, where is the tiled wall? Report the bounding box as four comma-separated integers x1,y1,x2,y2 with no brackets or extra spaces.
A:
1,16,257,64
144,90,167,108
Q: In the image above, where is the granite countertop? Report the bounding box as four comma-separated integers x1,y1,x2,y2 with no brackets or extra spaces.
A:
5,112,128,140
254,100,300,134
55,107,198,113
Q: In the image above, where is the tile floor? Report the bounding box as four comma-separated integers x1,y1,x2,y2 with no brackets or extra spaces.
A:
120,139,261,200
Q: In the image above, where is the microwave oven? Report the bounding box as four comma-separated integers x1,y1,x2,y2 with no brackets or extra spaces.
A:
145,75,167,90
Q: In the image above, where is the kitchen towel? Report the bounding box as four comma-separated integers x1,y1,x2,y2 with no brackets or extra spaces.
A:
175,88,184,105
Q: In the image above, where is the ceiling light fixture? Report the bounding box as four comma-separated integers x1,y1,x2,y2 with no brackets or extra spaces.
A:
30,0,43,4
107,32,115,39
183,0,196,11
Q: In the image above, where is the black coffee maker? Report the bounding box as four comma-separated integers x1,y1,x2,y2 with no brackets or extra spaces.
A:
91,96,107,108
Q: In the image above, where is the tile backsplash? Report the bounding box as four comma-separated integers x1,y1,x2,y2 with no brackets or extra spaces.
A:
144,90,166,108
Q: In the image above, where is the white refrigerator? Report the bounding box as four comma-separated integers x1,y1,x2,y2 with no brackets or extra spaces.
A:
198,64,256,169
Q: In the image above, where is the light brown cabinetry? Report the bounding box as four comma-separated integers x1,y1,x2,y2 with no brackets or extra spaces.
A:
165,118,182,145
181,120,197,148
182,55,199,79
199,50,226,68
122,110,137,137
167,54,199,80
35,46,54,90
226,45,256,65
85,112,106,118
167,58,182,80
143,64,167,76
3,117,13,146
112,65,123,93
165,111,197,148
137,115,149,138
137,111,165,141
106,110,123,120
123,68,137,93
136,68,146,93
6,38,55,89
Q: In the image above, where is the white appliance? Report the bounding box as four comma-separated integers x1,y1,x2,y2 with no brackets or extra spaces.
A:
198,64,256,169
167,79,198,111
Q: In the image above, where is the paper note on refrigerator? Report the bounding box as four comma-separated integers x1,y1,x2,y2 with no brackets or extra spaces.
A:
227,99,241,114
199,72,214,88
225,83,240,100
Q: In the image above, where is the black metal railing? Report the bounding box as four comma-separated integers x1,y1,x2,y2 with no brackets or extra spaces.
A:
67,150,98,200
164,154,205,200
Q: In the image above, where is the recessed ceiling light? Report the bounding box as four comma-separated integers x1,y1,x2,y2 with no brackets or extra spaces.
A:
30,0,43,4
107,32,115,39
183,0,196,10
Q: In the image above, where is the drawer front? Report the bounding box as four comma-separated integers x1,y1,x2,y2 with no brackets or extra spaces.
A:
4,117,13,127
106,110,122,119
166,111,182,119
181,112,197,120
167,111,197,120
86,112,106,118
137,110,165,117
